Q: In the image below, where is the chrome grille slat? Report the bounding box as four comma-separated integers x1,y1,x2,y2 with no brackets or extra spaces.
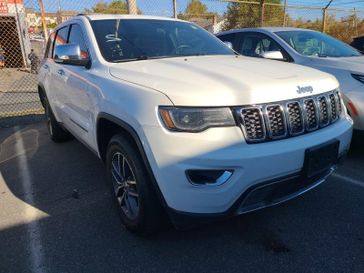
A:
317,96,330,127
265,105,287,138
329,93,338,122
238,90,342,144
240,107,266,142
335,91,342,115
303,99,319,131
286,101,304,135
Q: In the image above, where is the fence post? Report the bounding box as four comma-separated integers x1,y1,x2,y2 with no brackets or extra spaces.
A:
127,0,138,15
39,0,48,41
260,0,265,27
173,0,177,18
322,0,333,33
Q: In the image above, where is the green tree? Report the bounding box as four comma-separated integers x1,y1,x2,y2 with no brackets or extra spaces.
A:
223,0,283,31
178,0,213,20
86,0,141,14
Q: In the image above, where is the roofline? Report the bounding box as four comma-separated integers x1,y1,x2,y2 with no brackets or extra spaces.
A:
216,27,318,36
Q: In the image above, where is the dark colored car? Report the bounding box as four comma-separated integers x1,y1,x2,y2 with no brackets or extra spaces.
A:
351,36,364,53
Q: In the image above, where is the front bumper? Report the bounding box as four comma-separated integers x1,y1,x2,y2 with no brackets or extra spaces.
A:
141,115,353,216
168,166,338,229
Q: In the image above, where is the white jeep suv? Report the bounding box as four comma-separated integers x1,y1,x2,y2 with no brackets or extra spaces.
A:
38,15,353,233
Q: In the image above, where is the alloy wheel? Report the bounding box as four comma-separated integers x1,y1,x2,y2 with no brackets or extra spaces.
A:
111,152,139,220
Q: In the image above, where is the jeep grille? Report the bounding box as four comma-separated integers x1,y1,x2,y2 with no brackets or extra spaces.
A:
238,90,343,143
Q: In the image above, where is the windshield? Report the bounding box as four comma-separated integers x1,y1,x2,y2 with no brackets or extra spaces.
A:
91,19,234,62
275,30,361,58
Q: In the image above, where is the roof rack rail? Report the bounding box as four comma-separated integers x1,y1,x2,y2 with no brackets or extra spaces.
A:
76,13,91,20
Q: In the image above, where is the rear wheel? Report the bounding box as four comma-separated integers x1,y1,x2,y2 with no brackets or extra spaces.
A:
106,134,165,234
44,98,71,143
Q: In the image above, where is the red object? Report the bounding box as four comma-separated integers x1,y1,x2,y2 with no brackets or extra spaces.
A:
0,1,8,14
7,0,23,4
348,101,359,116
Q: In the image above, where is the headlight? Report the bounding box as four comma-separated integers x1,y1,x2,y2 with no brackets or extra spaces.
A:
351,73,364,84
159,107,236,132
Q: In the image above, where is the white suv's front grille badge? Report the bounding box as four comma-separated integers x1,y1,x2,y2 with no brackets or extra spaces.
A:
238,90,343,144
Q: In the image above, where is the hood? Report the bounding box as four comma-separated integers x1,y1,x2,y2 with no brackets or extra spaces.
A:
306,55,364,73
109,55,338,106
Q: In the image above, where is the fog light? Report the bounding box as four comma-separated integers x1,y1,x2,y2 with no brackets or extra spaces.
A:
186,170,233,186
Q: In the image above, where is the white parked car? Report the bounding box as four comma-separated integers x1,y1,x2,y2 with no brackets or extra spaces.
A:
217,27,364,132
38,15,352,234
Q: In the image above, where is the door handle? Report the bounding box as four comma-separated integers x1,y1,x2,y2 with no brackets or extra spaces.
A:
57,69,65,76
43,64,49,70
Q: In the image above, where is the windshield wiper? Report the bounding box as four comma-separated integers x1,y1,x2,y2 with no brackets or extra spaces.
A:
112,56,149,63
112,55,181,63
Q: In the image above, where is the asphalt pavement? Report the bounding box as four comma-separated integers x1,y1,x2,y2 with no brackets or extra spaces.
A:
0,121,363,273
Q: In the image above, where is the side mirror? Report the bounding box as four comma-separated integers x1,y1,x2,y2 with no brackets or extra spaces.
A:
223,41,233,49
261,51,285,61
54,44,89,66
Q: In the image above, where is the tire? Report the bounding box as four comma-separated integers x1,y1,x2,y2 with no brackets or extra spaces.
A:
44,98,71,143
106,133,166,234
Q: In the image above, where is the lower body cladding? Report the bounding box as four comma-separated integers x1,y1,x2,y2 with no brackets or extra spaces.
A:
142,117,353,228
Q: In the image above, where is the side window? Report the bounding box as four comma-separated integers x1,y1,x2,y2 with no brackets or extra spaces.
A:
218,33,237,50
44,31,55,58
68,24,89,60
53,26,69,58
239,32,292,61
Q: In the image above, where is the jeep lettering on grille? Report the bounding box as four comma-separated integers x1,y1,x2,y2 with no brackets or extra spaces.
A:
296,85,314,94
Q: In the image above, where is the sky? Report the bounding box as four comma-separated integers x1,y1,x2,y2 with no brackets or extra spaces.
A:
26,0,364,19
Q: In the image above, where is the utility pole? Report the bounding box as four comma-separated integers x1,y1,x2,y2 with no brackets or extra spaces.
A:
260,0,265,27
283,0,287,27
57,0,62,24
39,0,48,41
173,0,177,18
127,0,138,15
354,8,358,37
322,0,333,33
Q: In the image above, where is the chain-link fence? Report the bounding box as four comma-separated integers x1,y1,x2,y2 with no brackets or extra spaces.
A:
1,0,364,125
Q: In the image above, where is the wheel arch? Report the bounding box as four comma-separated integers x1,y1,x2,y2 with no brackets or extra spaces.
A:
37,83,46,108
96,112,169,211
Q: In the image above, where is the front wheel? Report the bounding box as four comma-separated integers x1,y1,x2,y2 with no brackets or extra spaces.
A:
106,134,165,234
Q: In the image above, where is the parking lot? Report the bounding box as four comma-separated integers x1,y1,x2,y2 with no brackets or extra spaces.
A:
0,120,362,273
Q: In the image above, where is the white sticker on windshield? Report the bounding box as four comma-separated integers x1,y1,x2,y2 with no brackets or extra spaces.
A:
105,34,122,42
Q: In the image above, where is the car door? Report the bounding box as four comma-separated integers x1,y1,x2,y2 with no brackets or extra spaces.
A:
39,31,56,110
54,23,96,148
51,25,70,121
235,32,293,62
